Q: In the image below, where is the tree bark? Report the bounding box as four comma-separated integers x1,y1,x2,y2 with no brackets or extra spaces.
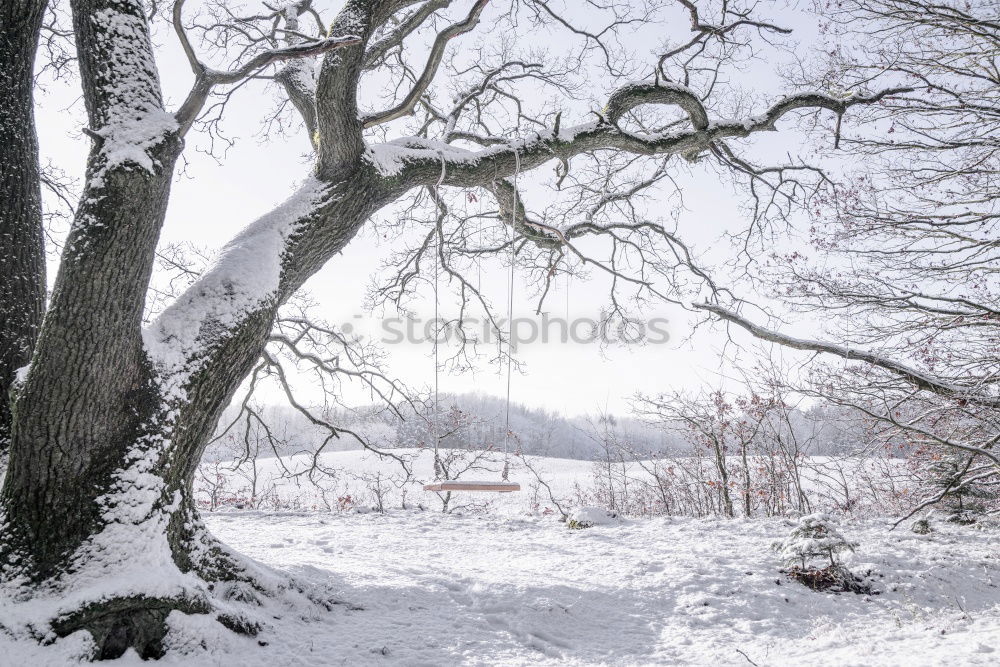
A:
0,0,198,658
1,160,389,658
0,0,47,456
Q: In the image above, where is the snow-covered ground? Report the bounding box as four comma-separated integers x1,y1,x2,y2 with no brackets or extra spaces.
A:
4,453,998,665
204,513,1000,666
7,516,1000,666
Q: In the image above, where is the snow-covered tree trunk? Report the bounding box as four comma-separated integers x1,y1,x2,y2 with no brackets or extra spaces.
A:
1,0,197,655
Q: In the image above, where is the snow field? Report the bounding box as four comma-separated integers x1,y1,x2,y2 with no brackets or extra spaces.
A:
191,511,1000,666
3,451,997,665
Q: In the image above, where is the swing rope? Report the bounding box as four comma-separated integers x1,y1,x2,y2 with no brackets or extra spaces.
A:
502,148,521,481
432,152,446,481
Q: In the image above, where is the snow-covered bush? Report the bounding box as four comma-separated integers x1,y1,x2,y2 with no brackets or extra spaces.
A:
773,514,875,594
774,513,857,570
567,506,618,529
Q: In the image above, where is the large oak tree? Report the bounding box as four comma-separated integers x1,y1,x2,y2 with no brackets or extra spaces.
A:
0,0,903,658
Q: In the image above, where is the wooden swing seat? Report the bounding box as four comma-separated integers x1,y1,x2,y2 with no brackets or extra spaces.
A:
423,480,521,493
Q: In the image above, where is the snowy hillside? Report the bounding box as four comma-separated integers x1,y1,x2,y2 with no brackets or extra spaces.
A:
195,448,592,515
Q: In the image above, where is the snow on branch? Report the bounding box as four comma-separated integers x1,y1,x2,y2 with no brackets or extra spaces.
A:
143,178,332,392
604,80,709,129
90,110,178,188
371,85,911,196
83,2,177,186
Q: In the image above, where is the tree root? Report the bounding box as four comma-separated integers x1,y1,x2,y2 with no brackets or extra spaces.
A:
9,517,359,661
51,595,211,660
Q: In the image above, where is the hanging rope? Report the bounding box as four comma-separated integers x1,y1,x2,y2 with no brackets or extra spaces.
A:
432,152,446,481
502,148,521,481
566,263,570,321
476,193,482,291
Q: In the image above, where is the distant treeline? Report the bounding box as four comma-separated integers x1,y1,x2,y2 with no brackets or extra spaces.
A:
208,392,878,463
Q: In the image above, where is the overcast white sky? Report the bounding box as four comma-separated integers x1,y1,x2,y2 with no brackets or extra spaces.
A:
34,0,831,416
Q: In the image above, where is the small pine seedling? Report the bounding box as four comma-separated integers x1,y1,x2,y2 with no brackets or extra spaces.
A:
774,512,857,570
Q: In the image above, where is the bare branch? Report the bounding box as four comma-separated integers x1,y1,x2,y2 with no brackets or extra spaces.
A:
699,302,1000,410
362,0,490,128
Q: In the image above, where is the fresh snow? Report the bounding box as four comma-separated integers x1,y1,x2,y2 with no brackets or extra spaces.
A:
92,108,177,186
569,506,618,527
363,119,601,178
365,138,476,177
13,365,30,384
4,510,998,665
3,452,999,665
202,512,1000,666
88,4,177,188
143,177,329,387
